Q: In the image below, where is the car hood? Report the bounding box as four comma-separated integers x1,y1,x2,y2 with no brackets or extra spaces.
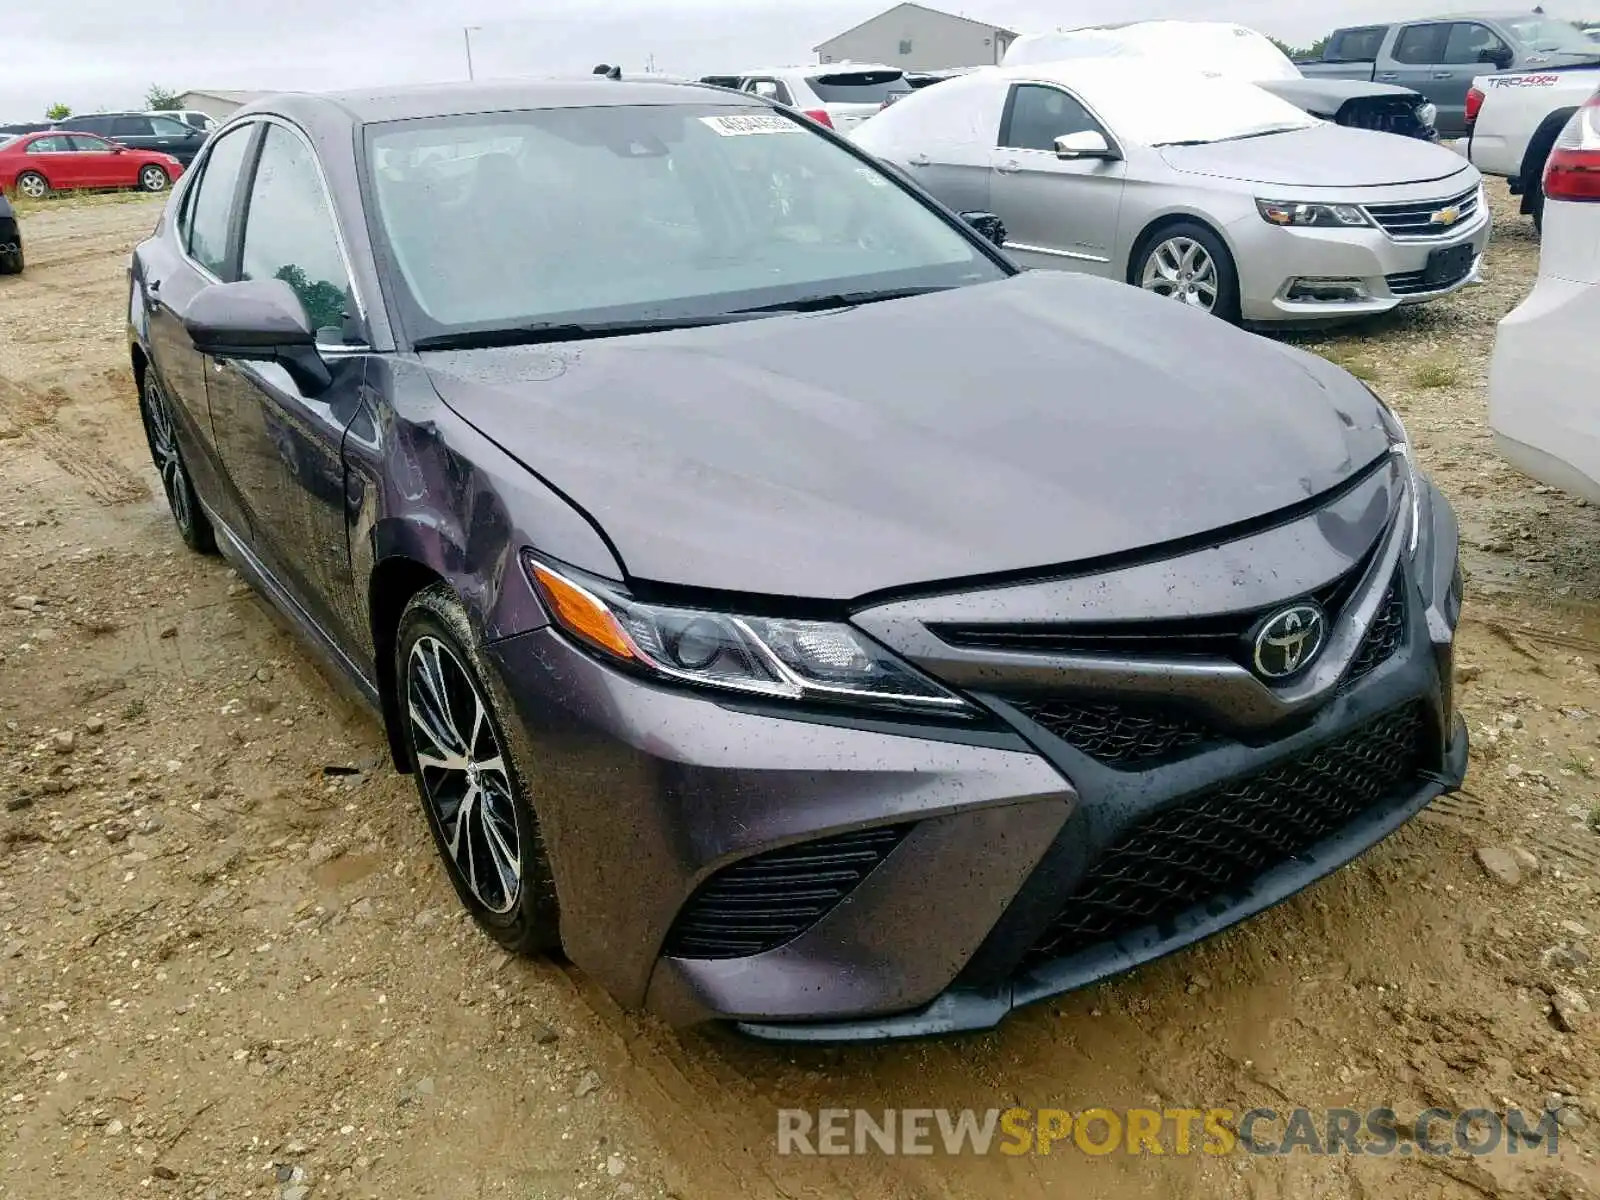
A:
423,272,1389,601
1261,77,1421,106
1160,122,1471,187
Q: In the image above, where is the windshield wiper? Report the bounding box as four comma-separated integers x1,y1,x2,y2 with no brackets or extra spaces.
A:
734,284,957,314
413,312,770,351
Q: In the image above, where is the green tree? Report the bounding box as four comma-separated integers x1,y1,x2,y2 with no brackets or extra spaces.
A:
145,85,184,111
1268,34,1330,60
44,102,71,121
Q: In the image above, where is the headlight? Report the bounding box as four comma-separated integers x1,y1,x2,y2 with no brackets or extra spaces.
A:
1418,102,1439,129
1371,391,1422,555
1256,199,1372,228
523,555,974,714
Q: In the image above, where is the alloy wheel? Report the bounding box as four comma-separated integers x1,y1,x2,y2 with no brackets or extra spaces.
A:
1140,236,1219,311
406,636,523,915
17,174,46,200
144,375,192,537
140,166,168,193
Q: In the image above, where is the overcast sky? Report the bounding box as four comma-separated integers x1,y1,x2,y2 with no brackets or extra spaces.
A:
2,0,1576,121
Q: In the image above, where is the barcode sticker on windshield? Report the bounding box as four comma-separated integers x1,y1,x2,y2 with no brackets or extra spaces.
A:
700,113,805,136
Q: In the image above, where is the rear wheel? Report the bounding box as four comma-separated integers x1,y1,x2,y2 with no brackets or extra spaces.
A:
138,370,215,554
397,584,562,955
1132,220,1240,322
0,247,21,275
14,172,48,200
138,165,170,193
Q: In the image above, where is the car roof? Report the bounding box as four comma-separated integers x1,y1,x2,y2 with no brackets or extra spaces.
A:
744,63,900,75
237,77,761,126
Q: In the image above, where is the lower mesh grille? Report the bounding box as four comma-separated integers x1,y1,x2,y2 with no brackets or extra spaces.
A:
1010,698,1211,767
663,825,912,960
1026,704,1426,964
1344,574,1406,686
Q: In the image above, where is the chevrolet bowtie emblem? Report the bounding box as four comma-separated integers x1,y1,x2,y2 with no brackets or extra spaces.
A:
1430,205,1462,226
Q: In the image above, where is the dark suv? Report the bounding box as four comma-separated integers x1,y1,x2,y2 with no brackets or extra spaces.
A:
67,113,206,164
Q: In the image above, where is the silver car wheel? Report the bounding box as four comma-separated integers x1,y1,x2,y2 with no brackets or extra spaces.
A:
17,173,47,200
140,166,169,193
1140,236,1219,311
407,635,523,915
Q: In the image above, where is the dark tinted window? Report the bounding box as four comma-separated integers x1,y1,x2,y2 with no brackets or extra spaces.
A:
26,135,75,153
186,124,254,276
111,116,154,137
1329,26,1386,61
1442,22,1510,65
239,124,351,336
1001,84,1101,151
149,115,191,137
806,71,911,102
1393,23,1449,64
70,116,111,135
67,135,116,152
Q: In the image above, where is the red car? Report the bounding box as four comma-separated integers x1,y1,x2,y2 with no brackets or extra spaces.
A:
0,131,184,199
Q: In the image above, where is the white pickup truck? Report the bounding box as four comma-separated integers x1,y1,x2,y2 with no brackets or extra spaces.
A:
1467,64,1600,229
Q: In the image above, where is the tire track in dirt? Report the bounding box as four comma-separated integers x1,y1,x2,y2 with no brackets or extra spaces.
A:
0,375,147,504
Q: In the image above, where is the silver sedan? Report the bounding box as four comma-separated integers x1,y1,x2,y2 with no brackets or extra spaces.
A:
851,61,1491,324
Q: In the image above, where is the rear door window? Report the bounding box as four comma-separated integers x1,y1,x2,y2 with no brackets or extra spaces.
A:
26,135,75,153
185,123,255,276
1393,23,1450,64
805,71,912,103
111,116,154,137
1329,26,1386,61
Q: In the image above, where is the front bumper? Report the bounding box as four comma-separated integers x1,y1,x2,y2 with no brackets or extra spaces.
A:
488,463,1465,1041
1233,208,1491,323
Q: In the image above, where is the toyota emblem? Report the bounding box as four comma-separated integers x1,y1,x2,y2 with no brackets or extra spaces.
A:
1251,604,1328,680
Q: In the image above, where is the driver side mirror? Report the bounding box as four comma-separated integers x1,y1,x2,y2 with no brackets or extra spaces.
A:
1054,131,1117,160
959,211,1007,246
1478,47,1513,68
183,278,332,396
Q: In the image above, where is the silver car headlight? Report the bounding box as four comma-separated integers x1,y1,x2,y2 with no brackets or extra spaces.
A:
1257,199,1372,229
523,555,975,714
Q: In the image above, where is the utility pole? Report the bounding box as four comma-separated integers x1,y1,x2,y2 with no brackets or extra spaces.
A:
463,26,481,80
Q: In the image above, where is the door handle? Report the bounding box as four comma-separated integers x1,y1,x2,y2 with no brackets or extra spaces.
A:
1431,71,1454,79
995,159,1021,174
907,153,930,167
1377,71,1398,80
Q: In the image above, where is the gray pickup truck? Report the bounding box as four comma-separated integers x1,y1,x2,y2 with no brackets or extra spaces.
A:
1298,12,1600,135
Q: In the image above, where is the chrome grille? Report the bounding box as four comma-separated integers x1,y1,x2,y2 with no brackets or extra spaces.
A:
1364,186,1480,240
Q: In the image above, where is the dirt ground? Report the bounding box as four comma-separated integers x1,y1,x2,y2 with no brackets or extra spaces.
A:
4,188,1600,1200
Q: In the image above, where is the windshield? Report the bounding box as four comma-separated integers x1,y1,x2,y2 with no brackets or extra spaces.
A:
1503,16,1598,53
1068,68,1317,146
365,104,1004,341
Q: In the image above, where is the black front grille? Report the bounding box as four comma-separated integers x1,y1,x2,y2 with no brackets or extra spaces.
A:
1025,704,1426,964
663,825,912,960
1386,260,1473,296
1344,573,1406,686
1010,698,1211,767
1365,186,1480,239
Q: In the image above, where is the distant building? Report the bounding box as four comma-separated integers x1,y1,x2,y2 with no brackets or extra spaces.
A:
815,3,1015,70
178,91,266,121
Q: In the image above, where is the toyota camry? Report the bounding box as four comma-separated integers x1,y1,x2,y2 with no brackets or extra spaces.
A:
126,79,1467,1041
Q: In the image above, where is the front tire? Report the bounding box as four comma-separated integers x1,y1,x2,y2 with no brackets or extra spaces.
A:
1132,220,1240,322
138,370,215,554
0,248,21,275
397,584,562,955
138,165,170,194
15,172,48,200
